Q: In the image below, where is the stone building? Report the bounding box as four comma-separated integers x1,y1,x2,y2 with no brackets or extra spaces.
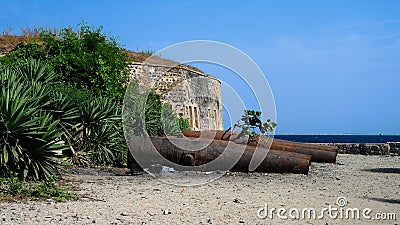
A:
127,52,223,131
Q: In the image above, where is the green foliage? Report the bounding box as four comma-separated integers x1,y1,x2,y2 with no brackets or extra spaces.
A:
0,59,128,181
161,103,181,135
0,176,31,196
0,41,44,66
1,22,191,173
145,93,163,136
49,84,128,167
233,110,277,142
0,21,131,169
75,98,125,165
123,83,189,138
0,176,78,202
0,60,68,180
1,21,130,101
122,82,147,137
178,117,191,132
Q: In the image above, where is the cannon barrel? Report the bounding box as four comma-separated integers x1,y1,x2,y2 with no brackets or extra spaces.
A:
129,136,310,174
182,130,338,163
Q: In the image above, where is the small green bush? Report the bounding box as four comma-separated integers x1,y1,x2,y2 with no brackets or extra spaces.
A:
0,176,78,202
233,110,277,142
179,117,191,132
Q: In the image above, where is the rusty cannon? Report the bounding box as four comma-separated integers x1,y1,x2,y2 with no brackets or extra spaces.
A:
127,130,338,175
128,135,311,175
182,130,338,163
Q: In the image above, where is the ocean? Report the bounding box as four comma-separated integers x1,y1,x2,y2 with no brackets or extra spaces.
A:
273,135,400,143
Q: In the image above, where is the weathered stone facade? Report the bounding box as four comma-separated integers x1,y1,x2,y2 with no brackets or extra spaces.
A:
128,60,223,131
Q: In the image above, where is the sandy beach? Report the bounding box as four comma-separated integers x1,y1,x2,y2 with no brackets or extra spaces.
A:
0,154,399,225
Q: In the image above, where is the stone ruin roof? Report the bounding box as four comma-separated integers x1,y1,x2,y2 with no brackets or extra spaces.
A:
126,51,219,82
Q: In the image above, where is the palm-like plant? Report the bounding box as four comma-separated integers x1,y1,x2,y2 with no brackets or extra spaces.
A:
72,97,125,166
49,91,81,146
123,86,162,137
0,60,68,180
123,84,188,138
161,103,181,136
86,122,125,165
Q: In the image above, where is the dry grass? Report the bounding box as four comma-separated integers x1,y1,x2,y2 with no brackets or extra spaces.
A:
0,35,31,53
0,28,42,54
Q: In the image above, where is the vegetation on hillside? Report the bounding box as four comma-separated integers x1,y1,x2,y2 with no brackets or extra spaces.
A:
0,22,188,182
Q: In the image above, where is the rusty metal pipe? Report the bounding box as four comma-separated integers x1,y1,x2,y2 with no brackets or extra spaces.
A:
204,138,312,165
182,130,337,163
182,130,337,152
129,136,310,174
267,138,338,152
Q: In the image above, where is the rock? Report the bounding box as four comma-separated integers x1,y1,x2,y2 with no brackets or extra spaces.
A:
239,219,245,223
120,212,136,216
233,198,245,204
149,164,163,174
163,209,171,215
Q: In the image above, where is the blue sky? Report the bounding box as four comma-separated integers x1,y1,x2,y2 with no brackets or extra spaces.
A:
1,0,399,134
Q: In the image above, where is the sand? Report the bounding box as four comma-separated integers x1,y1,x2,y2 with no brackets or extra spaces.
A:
0,154,399,225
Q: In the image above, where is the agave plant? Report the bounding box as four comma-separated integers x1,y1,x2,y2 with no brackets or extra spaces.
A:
123,85,187,137
13,59,59,83
48,91,81,145
71,97,125,166
144,92,163,136
0,60,68,180
86,122,125,165
123,87,163,137
161,103,181,136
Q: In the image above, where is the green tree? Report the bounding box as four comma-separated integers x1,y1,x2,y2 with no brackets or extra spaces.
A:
1,22,130,101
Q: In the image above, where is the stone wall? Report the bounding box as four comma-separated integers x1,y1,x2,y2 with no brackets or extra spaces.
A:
128,62,223,131
319,142,400,156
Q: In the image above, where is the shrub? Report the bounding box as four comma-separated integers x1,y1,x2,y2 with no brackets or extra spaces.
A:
0,176,78,202
123,85,190,138
75,97,125,166
179,117,191,132
0,21,130,102
233,110,277,142
0,60,68,180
